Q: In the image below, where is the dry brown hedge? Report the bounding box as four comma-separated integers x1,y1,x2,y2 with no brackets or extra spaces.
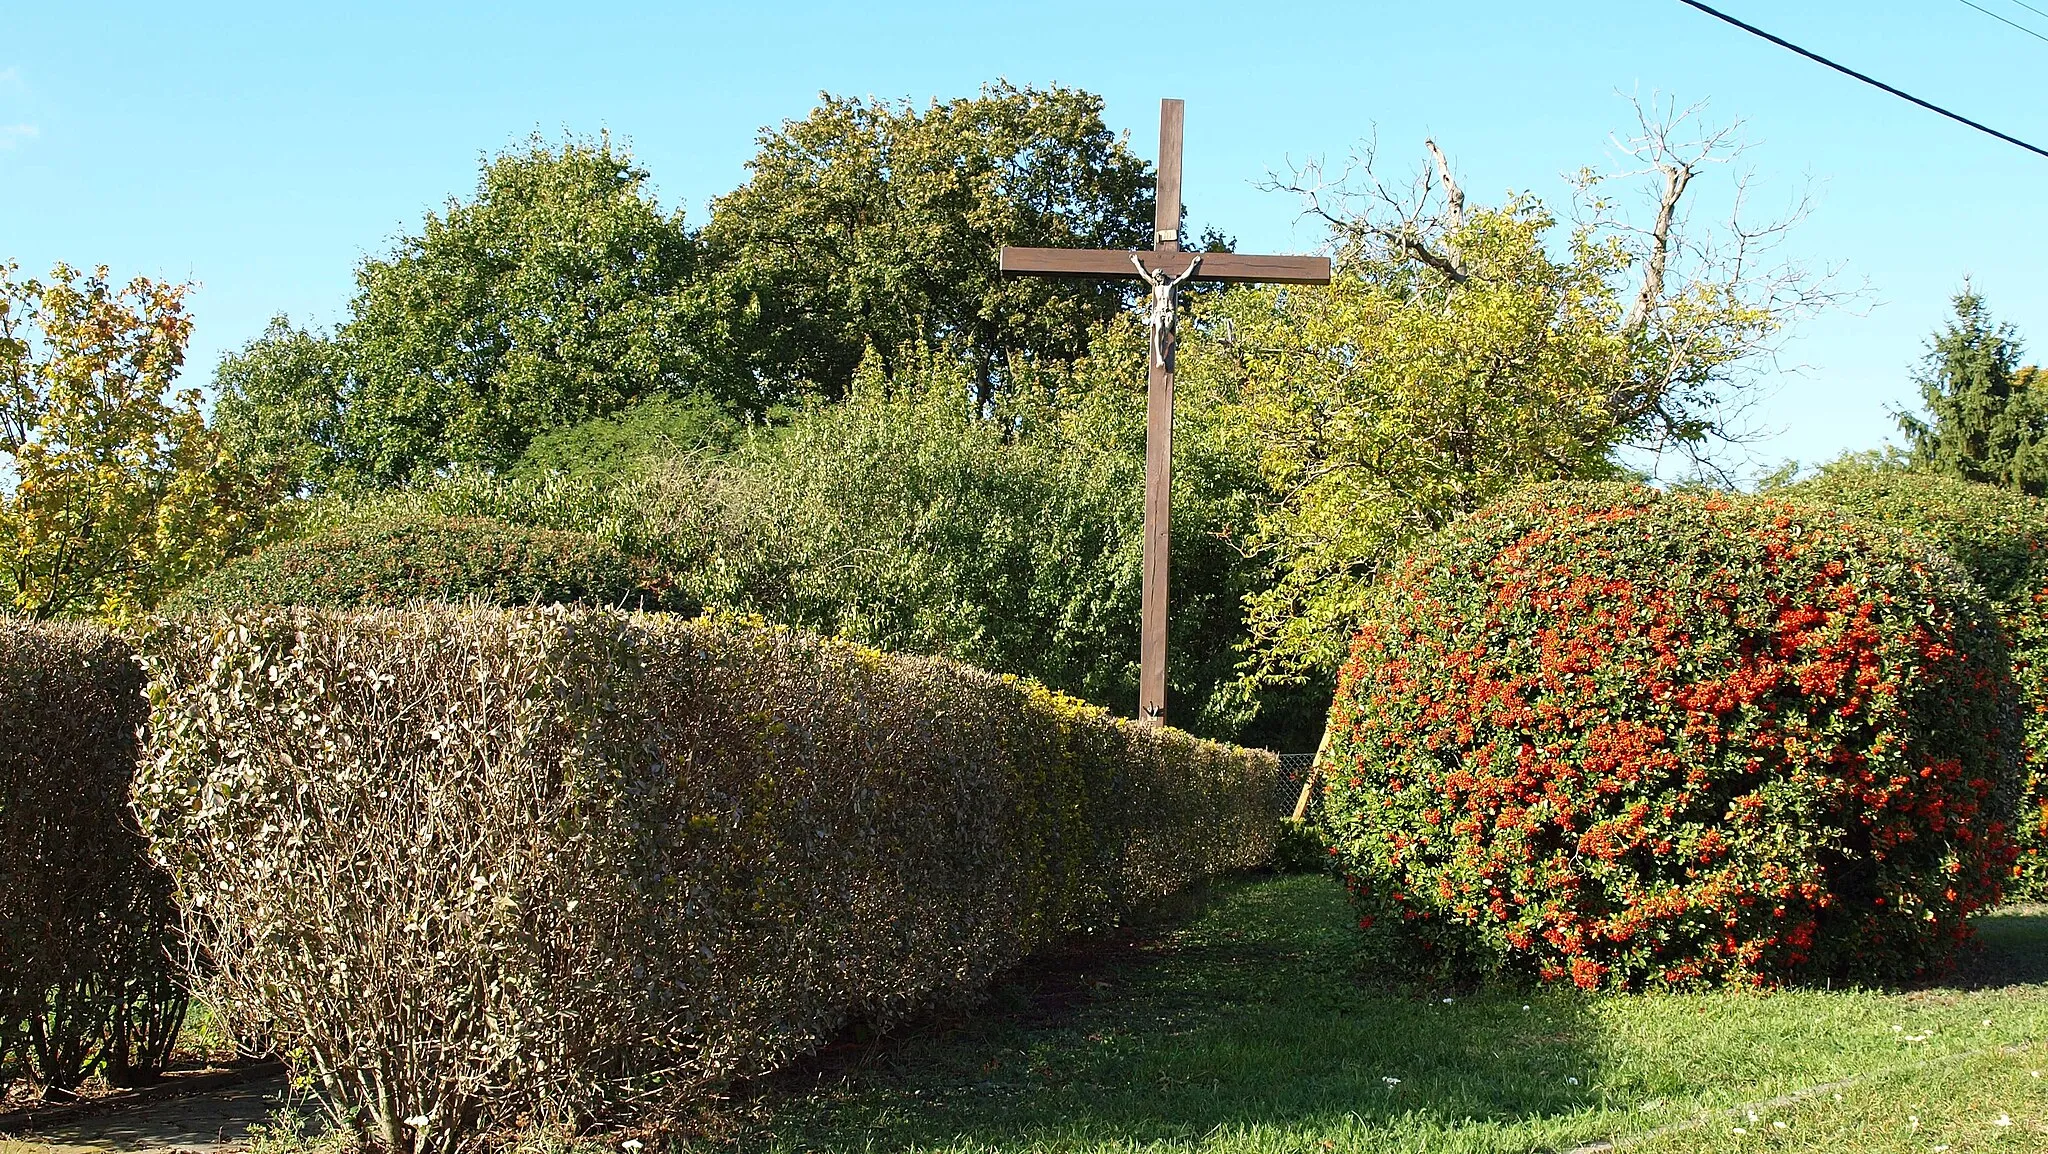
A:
0,619,185,1100
136,606,1276,1152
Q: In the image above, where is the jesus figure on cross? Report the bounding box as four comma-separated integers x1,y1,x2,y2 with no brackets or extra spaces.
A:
1001,98,1331,728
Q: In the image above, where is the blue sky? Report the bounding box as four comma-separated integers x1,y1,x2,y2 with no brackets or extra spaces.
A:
4,0,2042,477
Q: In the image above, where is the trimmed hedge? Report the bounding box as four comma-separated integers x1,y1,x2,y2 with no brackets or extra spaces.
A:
136,606,1275,1152
1784,467,2048,896
160,514,685,614
0,620,185,1099
1324,482,2020,990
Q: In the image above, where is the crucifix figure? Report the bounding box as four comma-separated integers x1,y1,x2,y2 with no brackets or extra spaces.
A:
1001,98,1331,727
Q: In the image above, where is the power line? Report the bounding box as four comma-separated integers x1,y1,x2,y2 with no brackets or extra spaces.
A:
2009,0,2048,24
1956,0,2048,45
1675,0,2048,160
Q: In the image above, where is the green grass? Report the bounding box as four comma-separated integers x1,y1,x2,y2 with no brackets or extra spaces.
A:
1624,1046,2047,1152
685,874,2048,1154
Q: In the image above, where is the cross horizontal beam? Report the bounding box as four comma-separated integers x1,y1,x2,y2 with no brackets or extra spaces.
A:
1000,246,1331,285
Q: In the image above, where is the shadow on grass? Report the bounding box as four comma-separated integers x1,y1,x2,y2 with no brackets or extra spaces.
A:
711,873,1607,1153
1945,904,2048,990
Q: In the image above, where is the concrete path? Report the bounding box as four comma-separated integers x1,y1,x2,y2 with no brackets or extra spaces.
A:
0,1073,290,1154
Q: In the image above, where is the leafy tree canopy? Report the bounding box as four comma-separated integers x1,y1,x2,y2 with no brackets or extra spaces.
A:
1203,103,1832,685
210,315,347,494
215,134,734,490
1,262,270,620
1896,288,2048,494
701,82,1155,405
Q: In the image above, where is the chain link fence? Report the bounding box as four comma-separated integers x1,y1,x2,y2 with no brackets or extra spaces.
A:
1275,751,1322,820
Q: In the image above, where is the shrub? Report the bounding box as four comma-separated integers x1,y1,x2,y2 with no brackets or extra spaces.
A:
633,358,1289,742
1272,820,1332,874
289,469,688,574
248,356,1337,749
161,514,685,614
0,620,185,1099
1323,482,2020,991
1783,464,2048,896
508,391,740,480
135,606,1276,1152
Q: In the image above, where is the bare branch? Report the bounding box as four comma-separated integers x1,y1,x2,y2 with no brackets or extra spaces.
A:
1424,138,1465,230
1391,231,1468,283
1262,132,1470,283
1622,159,1693,333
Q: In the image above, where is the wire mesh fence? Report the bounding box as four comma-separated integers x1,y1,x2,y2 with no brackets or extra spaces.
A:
1275,751,1321,819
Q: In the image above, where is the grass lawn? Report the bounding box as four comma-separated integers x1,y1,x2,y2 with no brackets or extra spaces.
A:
693,873,2048,1154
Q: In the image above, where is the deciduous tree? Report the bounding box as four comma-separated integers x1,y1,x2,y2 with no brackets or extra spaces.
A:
210,315,347,495
0,262,268,620
702,83,1155,405
213,134,736,489
1210,99,1837,685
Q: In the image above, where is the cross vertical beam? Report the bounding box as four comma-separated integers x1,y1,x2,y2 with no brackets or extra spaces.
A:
1155,99,1184,249
999,99,1331,729
1139,99,1185,725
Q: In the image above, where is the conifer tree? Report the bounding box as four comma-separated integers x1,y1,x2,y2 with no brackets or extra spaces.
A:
1897,289,2048,494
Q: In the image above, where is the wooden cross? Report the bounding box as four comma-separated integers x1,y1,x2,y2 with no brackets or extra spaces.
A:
1001,98,1331,727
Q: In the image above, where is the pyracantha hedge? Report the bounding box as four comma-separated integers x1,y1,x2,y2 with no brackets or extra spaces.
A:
1324,482,2021,990
1785,466,2048,897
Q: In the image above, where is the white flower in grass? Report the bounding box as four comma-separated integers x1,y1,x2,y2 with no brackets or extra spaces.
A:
1382,1076,1401,1087
1731,1126,1747,1135
404,1115,430,1129
1747,1110,1759,1123
1995,1113,2013,1127
1773,1120,1787,1130
1567,1077,1580,1086
1933,1145,1950,1152
1909,1114,1920,1130
622,1141,644,1152
1522,1004,1532,1011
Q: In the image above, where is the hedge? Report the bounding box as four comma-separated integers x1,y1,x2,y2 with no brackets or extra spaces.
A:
0,620,185,1099
1783,466,2048,896
160,514,685,614
1324,482,2021,990
135,606,1276,1152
